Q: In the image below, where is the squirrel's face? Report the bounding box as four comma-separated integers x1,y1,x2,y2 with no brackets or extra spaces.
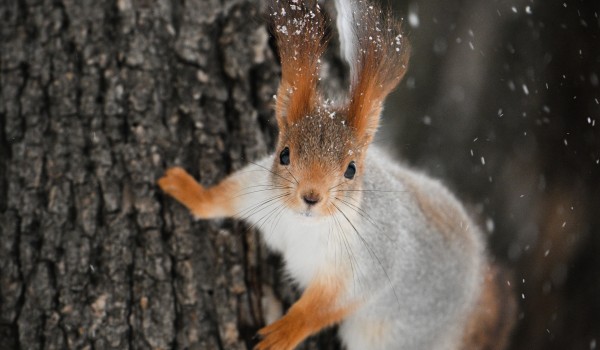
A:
272,109,367,218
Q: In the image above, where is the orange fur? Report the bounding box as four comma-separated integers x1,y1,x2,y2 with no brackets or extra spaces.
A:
400,173,473,242
158,167,238,218
297,159,331,201
271,0,328,127
255,277,357,350
462,264,517,350
346,4,410,140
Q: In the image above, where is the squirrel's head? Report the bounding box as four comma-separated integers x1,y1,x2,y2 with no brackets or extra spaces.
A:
272,106,366,217
269,0,409,217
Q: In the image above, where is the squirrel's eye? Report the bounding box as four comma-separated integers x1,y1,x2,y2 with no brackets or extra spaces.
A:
344,161,356,179
280,147,290,165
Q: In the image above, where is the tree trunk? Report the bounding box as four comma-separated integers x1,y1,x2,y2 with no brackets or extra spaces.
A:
0,1,339,349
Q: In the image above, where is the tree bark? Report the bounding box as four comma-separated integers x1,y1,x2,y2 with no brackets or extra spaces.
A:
0,1,341,349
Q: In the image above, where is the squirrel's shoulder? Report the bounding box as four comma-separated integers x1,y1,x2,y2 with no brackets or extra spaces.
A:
364,146,442,192
365,146,465,210
365,146,483,247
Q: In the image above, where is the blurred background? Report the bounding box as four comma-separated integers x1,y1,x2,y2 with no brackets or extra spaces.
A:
379,0,600,348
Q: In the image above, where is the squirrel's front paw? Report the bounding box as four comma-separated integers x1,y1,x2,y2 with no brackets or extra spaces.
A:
158,167,201,197
158,167,205,214
254,317,307,350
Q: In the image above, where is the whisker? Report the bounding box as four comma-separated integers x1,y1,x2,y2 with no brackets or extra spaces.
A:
263,196,295,243
334,197,379,229
326,208,335,271
284,167,299,185
243,194,291,232
326,207,340,271
340,193,362,206
259,197,293,231
236,192,290,220
236,169,279,175
246,160,296,185
233,186,292,199
331,189,407,193
269,196,293,232
332,202,400,307
329,179,350,191
330,206,363,298
334,197,394,243
251,196,291,233
238,183,290,190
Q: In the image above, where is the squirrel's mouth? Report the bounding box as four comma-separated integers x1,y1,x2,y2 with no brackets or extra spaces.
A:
285,196,334,219
299,209,315,217
297,207,332,219
291,200,337,219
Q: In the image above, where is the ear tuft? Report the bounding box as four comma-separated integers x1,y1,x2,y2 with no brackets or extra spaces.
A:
339,0,411,140
270,0,329,128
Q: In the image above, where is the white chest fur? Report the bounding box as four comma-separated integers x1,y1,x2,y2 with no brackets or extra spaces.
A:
259,209,355,288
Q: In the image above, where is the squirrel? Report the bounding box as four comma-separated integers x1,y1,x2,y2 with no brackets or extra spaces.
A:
158,0,516,349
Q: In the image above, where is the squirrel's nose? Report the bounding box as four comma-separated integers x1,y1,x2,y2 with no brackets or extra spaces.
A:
302,191,321,206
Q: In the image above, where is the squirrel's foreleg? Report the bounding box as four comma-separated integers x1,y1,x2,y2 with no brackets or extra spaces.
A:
255,278,356,350
158,167,238,219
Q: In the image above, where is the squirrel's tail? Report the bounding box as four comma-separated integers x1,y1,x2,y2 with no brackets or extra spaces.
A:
334,0,359,80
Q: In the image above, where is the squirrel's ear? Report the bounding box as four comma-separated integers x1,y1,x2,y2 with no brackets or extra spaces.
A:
271,0,328,128
341,1,410,141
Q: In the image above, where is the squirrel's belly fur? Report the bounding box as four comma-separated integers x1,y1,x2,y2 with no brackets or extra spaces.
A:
236,147,485,349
